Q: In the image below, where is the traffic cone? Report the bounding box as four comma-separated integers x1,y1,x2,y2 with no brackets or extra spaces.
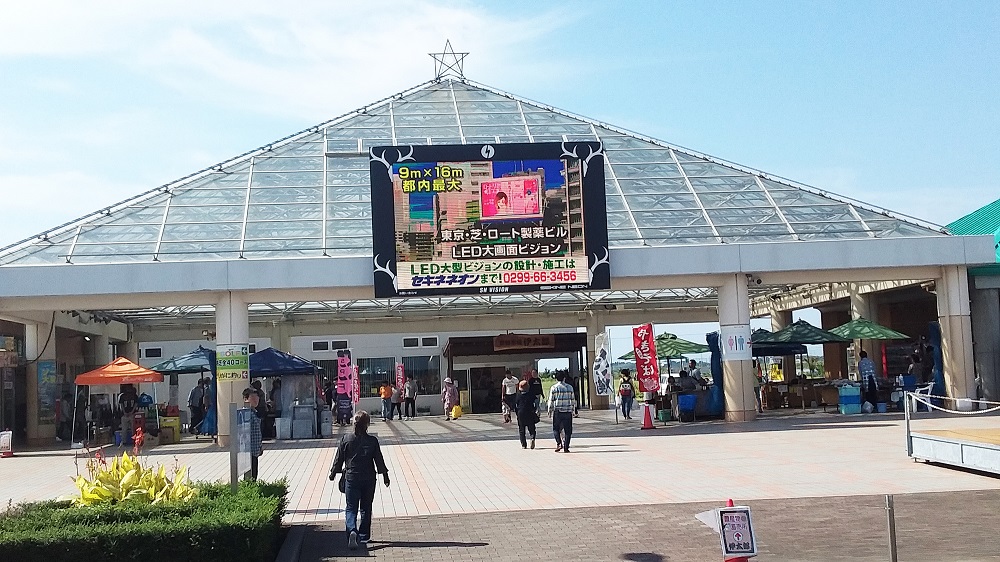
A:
725,498,750,562
640,403,656,430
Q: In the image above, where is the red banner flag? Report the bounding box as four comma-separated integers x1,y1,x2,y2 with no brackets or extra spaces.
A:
632,323,660,393
396,363,405,390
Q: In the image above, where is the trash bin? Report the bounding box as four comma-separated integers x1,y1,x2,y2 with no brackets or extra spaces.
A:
677,394,697,422
657,409,670,422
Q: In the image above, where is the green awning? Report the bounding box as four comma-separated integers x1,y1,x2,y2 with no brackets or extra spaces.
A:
617,333,709,360
752,320,850,345
828,317,910,340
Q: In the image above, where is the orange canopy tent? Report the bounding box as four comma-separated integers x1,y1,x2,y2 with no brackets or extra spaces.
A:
71,357,162,446
75,357,163,385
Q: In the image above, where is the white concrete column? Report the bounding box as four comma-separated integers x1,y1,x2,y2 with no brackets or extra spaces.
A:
120,341,140,363
94,335,112,365
849,284,882,376
770,307,795,380
216,292,249,447
938,266,975,400
971,288,1000,401
25,320,57,443
720,274,756,422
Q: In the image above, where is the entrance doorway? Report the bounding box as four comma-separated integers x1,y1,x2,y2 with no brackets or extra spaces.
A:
469,367,504,414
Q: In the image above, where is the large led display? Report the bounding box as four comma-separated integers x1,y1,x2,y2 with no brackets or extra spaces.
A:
370,142,610,298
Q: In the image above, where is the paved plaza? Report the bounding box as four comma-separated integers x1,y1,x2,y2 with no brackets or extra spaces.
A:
3,409,1000,560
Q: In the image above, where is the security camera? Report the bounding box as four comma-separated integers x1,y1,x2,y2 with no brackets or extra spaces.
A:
745,274,763,285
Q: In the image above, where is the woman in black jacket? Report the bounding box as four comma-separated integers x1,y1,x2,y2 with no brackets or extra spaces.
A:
514,380,538,449
330,411,391,550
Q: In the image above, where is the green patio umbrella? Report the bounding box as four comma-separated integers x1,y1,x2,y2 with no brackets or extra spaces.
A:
617,333,709,360
752,320,850,345
828,317,910,340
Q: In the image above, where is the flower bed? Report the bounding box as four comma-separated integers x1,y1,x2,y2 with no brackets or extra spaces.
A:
0,480,288,561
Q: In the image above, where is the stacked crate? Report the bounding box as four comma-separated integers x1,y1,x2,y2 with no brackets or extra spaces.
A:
838,385,862,414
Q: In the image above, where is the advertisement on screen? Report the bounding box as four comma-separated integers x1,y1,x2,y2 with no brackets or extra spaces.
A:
370,142,609,297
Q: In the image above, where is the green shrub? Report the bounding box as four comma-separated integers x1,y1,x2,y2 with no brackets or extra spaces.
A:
0,480,288,562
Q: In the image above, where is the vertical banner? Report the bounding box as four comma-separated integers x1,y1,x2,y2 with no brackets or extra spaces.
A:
0,430,11,456
395,363,405,390
36,359,57,425
632,324,660,393
351,365,360,404
336,349,354,395
593,331,613,396
235,407,252,477
216,344,250,382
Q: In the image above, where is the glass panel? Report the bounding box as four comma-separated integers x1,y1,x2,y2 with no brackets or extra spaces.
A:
361,138,395,151
248,203,323,221
326,139,360,153
707,208,785,225
688,176,760,191
167,205,245,222
606,149,674,163
157,240,242,254
402,355,441,395
459,112,524,126
71,224,157,244
327,171,369,187
605,195,625,212
463,125,530,137
325,234,371,249
452,87,504,101
252,156,323,172
357,357,396,398
527,124,594,135
269,140,323,157
392,101,455,115
250,171,323,187
393,113,458,126
597,133,654,150
181,172,250,189
111,205,168,225
429,137,465,144
460,100,520,113
326,202,371,218
327,186,370,202
72,242,156,257
337,113,391,128
243,238,322,251
327,156,369,171
633,210,706,227
617,179,688,194
161,223,243,241
697,191,771,207
624,193,701,209
249,187,323,203
639,226,718,241
522,111,583,125
605,211,635,229
395,137,430,145
783,204,856,222
5,243,72,265
244,220,322,239
496,135,531,143
611,162,684,177
679,161,746,176
328,128,387,140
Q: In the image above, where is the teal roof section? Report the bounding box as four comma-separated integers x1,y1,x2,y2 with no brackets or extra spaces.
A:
947,197,1000,271
947,198,1000,236
0,79,949,267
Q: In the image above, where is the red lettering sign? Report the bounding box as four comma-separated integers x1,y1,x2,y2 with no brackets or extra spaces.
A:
632,323,659,393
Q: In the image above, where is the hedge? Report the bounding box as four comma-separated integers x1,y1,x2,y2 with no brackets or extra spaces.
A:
0,480,288,562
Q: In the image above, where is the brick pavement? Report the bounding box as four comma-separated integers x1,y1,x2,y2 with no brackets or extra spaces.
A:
299,490,1000,561
4,408,1000,560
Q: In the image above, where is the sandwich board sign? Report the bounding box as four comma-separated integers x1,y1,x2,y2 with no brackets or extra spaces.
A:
719,506,757,559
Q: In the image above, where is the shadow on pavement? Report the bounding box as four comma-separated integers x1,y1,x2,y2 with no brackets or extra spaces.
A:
367,540,490,551
300,526,489,559
622,553,668,562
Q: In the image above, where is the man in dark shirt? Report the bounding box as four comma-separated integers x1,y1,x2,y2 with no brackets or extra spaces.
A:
330,412,390,549
118,385,139,444
528,371,545,412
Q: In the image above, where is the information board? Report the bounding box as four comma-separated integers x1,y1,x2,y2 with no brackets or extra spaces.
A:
235,407,252,478
370,142,609,297
719,506,757,559
216,344,250,382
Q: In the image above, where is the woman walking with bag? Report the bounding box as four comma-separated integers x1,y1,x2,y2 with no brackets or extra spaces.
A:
514,380,538,449
441,377,459,420
329,411,391,550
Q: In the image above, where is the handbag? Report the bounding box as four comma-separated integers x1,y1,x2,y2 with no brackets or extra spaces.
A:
338,475,346,494
532,411,540,424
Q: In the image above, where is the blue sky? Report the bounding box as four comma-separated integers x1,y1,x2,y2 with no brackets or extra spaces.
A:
1,1,997,355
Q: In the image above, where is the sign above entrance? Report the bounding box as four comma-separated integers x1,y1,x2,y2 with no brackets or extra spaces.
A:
370,142,610,298
493,333,555,351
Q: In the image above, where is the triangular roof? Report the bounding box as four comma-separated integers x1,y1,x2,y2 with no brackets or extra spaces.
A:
0,78,946,267
947,197,1000,236
76,357,164,385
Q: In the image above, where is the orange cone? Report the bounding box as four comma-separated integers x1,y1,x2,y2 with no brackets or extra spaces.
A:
640,403,656,430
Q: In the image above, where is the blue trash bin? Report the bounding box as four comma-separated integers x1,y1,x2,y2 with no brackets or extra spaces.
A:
677,394,697,422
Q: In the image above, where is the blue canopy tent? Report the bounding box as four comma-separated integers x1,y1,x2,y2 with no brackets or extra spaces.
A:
249,347,323,439
150,346,217,437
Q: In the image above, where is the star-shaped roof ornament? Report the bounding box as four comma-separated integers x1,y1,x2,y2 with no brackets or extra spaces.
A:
430,40,468,80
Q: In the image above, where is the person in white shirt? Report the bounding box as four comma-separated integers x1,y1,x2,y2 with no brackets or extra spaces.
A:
688,360,707,387
501,370,519,423
403,377,418,420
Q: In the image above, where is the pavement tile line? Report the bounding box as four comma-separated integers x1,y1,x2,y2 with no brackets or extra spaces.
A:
3,410,1000,528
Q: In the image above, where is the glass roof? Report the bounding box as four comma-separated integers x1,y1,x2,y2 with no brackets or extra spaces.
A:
0,79,946,267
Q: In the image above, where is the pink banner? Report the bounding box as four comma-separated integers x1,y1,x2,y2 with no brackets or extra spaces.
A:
632,323,659,393
396,363,405,390
352,365,360,405
336,349,353,395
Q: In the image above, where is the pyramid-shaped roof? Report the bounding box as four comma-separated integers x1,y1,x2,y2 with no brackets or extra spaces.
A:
0,78,946,267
